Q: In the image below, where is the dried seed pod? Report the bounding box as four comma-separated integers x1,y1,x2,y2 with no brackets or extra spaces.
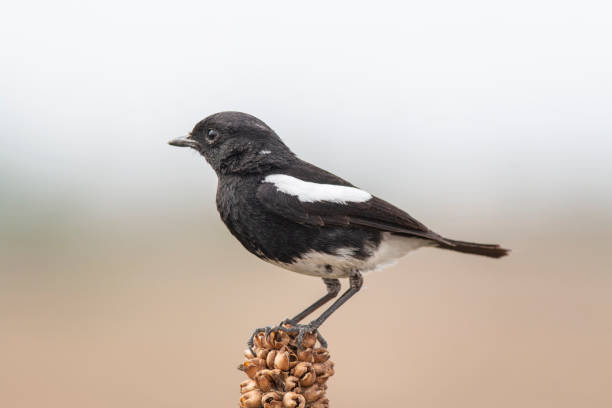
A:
293,362,317,387
310,398,330,408
266,330,291,349
292,361,311,378
266,350,277,369
319,374,334,384
313,360,334,376
313,360,334,384
254,369,274,392
287,349,299,368
273,349,290,371
296,348,313,363
315,376,328,385
322,362,334,378
284,375,300,391
260,369,282,391
253,332,267,349
240,389,262,408
256,348,270,360
312,348,330,363
243,358,266,379
303,384,325,402
282,392,306,408
262,391,283,408
300,371,316,387
242,364,258,380
240,379,257,394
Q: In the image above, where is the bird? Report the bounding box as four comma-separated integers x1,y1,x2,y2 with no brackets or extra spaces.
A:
169,111,509,349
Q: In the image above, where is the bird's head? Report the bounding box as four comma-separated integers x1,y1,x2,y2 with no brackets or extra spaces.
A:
169,111,295,175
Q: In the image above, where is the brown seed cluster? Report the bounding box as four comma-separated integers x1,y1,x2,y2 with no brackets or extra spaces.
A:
239,328,335,408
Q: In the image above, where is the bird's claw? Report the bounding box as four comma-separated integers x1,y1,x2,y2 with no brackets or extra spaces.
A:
294,322,327,349
280,317,327,348
247,326,271,355
247,321,327,353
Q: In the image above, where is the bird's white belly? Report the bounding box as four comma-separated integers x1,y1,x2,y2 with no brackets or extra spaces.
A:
266,233,432,278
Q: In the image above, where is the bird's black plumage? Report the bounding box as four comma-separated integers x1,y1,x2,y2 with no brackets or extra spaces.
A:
169,111,509,347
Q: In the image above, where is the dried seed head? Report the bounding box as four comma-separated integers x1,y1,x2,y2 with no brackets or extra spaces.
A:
273,350,290,371
312,348,330,363
303,383,326,402
240,379,257,394
282,391,306,408
239,325,334,407
262,391,283,408
240,389,262,408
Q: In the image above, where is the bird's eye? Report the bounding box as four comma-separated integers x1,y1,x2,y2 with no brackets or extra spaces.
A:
206,129,219,143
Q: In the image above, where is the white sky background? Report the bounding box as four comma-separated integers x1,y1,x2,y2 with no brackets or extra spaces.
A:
1,0,611,225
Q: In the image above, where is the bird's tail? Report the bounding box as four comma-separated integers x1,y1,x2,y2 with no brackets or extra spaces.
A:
437,238,510,258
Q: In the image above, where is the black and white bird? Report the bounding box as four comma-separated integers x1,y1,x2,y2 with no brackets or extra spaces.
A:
169,111,509,347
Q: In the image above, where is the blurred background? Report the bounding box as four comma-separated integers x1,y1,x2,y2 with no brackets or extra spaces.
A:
1,1,611,407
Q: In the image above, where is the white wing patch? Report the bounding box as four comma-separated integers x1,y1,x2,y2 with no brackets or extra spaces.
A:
264,174,372,204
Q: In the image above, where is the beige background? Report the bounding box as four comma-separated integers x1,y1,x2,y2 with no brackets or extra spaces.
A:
2,215,611,407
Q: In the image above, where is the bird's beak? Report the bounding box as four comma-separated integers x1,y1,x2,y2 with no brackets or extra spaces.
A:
168,135,201,149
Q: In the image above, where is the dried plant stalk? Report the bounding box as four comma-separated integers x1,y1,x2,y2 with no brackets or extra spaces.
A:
239,326,334,408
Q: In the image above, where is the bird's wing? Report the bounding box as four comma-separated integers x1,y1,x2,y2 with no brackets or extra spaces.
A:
256,170,450,244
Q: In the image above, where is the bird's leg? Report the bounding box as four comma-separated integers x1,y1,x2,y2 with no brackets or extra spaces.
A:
281,278,341,326
247,278,340,353
295,271,363,348
248,274,362,351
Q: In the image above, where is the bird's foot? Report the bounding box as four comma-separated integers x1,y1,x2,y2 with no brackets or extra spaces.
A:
278,318,327,347
292,322,327,349
247,320,327,355
247,326,273,354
